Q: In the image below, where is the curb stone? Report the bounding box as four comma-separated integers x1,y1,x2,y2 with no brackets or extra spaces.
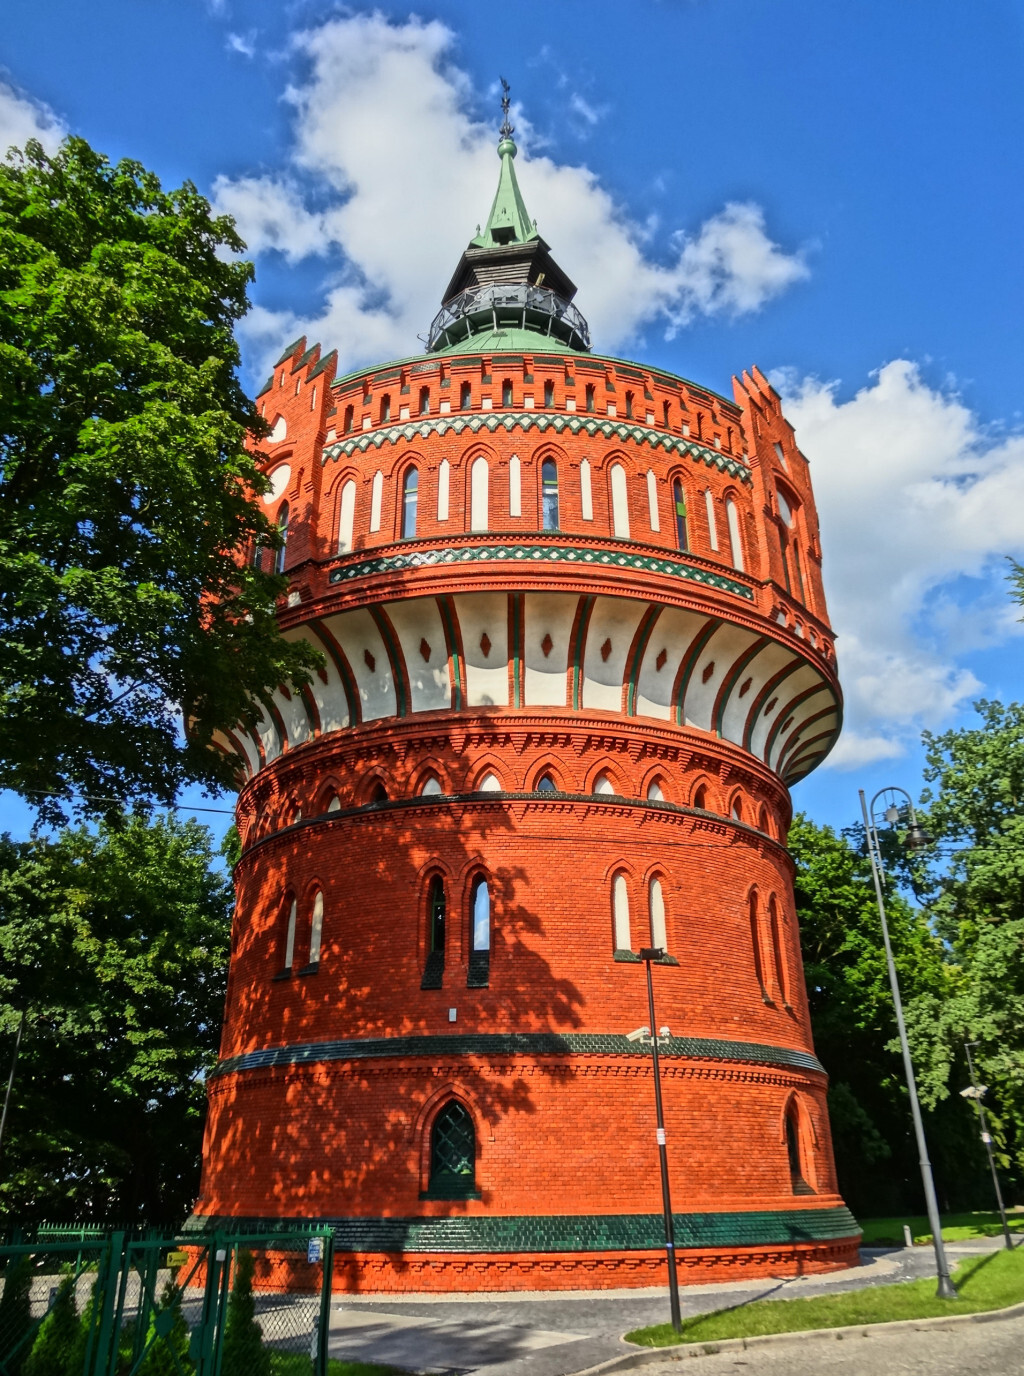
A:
569,1297,1024,1372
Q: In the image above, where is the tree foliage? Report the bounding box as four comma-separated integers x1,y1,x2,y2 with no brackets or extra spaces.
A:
0,812,231,1221
220,1251,269,1376
0,137,319,821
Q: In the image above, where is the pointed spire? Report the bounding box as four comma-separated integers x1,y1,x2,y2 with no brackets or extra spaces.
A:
470,79,539,249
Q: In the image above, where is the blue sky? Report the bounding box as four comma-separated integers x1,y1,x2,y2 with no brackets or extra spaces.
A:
3,0,1023,843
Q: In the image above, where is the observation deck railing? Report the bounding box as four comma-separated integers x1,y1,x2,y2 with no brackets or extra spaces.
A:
425,282,592,353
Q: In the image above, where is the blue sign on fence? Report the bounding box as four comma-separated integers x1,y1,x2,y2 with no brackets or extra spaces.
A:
307,1237,324,1264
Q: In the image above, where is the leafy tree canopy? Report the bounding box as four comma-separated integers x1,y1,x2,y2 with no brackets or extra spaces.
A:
0,137,319,821
0,812,231,1222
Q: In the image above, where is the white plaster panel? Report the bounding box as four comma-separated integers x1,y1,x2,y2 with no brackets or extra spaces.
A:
580,459,593,520
213,728,258,778
717,641,791,748
509,454,521,518
680,622,757,733
383,597,451,713
255,700,282,764
283,627,350,737
748,663,822,763
262,463,290,503
781,709,839,776
769,689,834,774
581,597,646,713
321,609,396,722
273,685,310,751
523,592,577,706
453,592,509,708
633,607,709,721
437,459,450,521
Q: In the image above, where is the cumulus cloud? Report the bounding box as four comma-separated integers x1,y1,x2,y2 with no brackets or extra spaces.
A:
777,360,1024,767
0,78,66,156
213,12,807,376
226,31,257,59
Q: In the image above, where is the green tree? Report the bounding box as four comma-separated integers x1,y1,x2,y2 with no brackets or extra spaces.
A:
0,137,319,822
909,699,1024,1192
0,1255,35,1376
22,1275,77,1376
0,812,232,1221
220,1252,269,1376
789,813,976,1214
137,1281,193,1376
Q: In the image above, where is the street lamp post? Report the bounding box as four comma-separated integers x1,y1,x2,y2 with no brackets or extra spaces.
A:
636,948,682,1333
962,1042,1014,1250
859,787,957,1299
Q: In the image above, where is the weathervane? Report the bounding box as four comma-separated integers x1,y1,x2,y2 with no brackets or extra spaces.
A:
499,77,514,140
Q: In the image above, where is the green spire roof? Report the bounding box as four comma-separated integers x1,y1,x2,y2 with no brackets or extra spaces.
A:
470,136,539,248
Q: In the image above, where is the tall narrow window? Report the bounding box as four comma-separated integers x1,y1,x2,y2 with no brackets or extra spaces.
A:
750,891,768,1002
663,400,671,428
726,497,744,571
468,876,490,987
624,390,634,419
673,479,688,551
649,878,667,951
427,1101,478,1199
419,386,430,415
792,541,807,603
274,502,289,574
308,890,324,967
612,873,631,952
509,453,522,518
704,489,719,551
610,463,630,538
541,459,559,530
580,458,594,520
502,378,513,406
470,456,489,531
337,479,356,554
421,875,446,989
585,384,595,413
769,897,788,1006
401,467,418,538
380,394,391,423
437,459,450,521
543,379,554,407
460,381,472,410
786,1102,813,1194
282,897,297,973
343,405,354,433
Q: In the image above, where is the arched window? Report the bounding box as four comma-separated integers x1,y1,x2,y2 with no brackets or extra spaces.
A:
419,386,430,415
593,774,615,795
343,405,353,434
536,774,557,792
731,796,743,822
541,459,559,531
470,456,489,531
427,1101,478,1199
509,453,522,517
750,891,768,1002
610,463,630,538
327,795,342,813
478,772,501,792
420,775,442,796
769,896,788,1006
757,805,770,834
704,489,719,551
692,784,708,811
421,874,446,989
370,781,388,803
380,394,391,423
437,458,450,521
726,496,744,571
673,479,688,551
543,379,554,407
585,384,595,413
647,778,665,802
337,479,356,554
792,541,807,603
624,390,634,419
370,470,383,532
308,890,324,967
282,897,297,973
646,470,660,532
580,458,594,520
460,381,472,410
663,400,671,428
468,876,490,987
649,878,667,951
274,502,289,574
401,467,418,539
786,1101,813,1194
612,873,631,952
502,378,513,406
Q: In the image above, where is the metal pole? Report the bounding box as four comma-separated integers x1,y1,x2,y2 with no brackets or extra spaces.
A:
642,952,682,1332
964,1042,1014,1250
859,789,957,1298
0,1009,26,1170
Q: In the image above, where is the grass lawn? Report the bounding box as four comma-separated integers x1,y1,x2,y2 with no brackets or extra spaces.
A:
624,1245,1024,1348
269,1354,406,1376
858,1208,1024,1246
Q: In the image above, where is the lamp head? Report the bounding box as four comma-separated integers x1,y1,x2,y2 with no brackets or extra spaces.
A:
638,947,664,962
905,821,933,851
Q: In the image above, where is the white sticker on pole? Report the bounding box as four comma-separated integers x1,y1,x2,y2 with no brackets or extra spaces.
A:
656,1128,666,1145
307,1237,324,1264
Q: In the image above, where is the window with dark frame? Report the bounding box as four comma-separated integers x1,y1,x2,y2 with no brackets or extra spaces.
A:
467,876,490,987
541,459,559,530
424,1101,479,1199
401,467,419,539
421,875,446,989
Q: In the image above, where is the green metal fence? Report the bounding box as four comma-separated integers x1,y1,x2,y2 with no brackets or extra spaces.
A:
0,1229,335,1376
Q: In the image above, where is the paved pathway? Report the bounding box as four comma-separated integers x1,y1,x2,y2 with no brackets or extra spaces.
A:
326,1241,1014,1376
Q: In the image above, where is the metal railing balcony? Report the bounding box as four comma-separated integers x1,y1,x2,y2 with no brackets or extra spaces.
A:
425,282,591,353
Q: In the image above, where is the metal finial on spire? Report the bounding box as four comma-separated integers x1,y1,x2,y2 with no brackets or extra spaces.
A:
499,77,514,141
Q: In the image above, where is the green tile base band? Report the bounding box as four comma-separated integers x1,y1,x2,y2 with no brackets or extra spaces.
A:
212,1031,824,1080
184,1207,860,1254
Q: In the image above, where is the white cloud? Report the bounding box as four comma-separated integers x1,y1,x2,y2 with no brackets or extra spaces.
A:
226,31,257,59
213,12,807,377
777,361,1024,765
0,78,66,156
569,93,604,127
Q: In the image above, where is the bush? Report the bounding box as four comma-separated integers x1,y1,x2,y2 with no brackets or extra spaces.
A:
23,1274,78,1376
220,1252,269,1376
0,1256,35,1376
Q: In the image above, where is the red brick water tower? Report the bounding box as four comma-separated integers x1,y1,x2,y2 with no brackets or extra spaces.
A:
194,108,859,1290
